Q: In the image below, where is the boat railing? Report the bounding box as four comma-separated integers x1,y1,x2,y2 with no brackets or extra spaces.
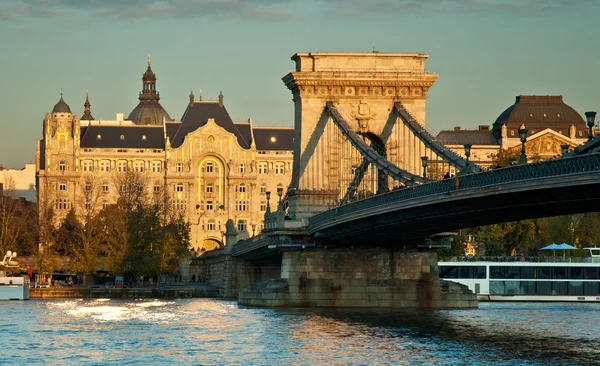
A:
442,256,600,264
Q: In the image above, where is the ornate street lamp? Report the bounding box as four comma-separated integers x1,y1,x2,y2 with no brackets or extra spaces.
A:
420,156,428,178
251,222,256,237
265,191,271,212
560,144,569,157
585,111,597,141
518,124,528,165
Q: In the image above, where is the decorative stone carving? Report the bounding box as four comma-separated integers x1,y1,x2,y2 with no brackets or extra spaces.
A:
501,124,508,138
351,100,377,133
569,124,576,139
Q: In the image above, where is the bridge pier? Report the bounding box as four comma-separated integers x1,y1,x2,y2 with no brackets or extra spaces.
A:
239,248,477,308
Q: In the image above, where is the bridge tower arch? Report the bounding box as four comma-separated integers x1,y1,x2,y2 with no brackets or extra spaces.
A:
282,52,439,220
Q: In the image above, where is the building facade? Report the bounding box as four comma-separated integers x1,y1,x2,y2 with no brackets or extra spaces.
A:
36,59,293,251
437,95,589,169
0,164,36,202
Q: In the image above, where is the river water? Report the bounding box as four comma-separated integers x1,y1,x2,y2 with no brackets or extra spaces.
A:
1,299,598,365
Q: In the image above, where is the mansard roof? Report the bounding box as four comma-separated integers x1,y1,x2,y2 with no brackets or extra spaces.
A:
253,127,294,151
174,101,250,149
437,129,499,146
80,125,166,149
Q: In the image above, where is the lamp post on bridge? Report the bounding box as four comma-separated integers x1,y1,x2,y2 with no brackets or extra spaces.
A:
463,144,472,174
277,186,284,206
420,156,428,178
265,191,271,213
518,124,528,165
561,144,569,157
586,111,597,141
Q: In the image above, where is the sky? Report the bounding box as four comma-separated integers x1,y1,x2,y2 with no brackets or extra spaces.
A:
0,0,599,168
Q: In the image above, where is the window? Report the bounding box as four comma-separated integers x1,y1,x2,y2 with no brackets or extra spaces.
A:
206,184,213,193
153,184,161,193
275,163,284,175
260,184,267,194
134,161,144,172
260,201,267,211
206,201,213,210
207,221,216,231
82,161,93,172
59,183,67,191
236,200,248,211
237,220,247,232
59,161,66,171
120,184,126,192
238,163,245,174
237,184,246,193
85,202,91,210
55,199,71,210
176,183,184,192
102,183,109,193
258,162,268,174
151,161,162,173
117,161,127,172
102,202,109,209
176,163,184,173
205,162,214,173
85,183,91,191
100,161,110,172
172,200,187,212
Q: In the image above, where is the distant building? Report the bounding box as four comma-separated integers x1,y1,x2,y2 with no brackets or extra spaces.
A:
437,95,588,168
36,58,293,250
0,164,36,202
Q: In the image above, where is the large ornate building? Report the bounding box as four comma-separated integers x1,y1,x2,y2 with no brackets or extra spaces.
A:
437,95,589,168
36,58,293,251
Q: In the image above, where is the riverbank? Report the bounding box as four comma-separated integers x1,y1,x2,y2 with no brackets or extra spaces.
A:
30,284,219,299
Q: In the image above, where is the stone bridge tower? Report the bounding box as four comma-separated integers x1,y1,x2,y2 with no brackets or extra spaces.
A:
282,52,439,220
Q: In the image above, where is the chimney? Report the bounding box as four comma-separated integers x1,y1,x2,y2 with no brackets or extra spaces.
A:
454,126,461,131
199,89,203,101
189,90,194,106
218,91,224,107
478,125,490,131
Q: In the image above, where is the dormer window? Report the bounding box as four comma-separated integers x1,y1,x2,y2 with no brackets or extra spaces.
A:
120,135,125,140
270,137,277,143
97,134,102,140
142,135,147,141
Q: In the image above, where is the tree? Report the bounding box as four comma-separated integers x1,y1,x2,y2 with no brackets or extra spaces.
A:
99,170,190,282
33,198,59,277
476,220,536,256
0,177,27,255
438,230,466,260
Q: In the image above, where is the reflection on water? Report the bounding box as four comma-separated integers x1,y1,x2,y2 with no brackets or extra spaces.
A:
0,299,598,365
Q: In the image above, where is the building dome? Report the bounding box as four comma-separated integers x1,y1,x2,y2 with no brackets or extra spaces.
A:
493,95,586,138
127,56,172,125
127,102,172,125
52,95,71,114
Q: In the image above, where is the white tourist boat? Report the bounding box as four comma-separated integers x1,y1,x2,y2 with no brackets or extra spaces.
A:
0,251,29,300
438,248,600,302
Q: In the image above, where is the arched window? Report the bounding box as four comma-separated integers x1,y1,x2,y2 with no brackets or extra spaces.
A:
59,161,66,171
260,184,267,194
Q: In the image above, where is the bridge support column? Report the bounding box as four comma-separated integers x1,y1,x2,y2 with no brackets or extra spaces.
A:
239,248,477,308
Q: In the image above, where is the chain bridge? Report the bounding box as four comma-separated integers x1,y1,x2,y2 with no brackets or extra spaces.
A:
194,52,600,309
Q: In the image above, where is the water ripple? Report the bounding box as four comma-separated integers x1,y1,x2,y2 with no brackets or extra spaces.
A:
0,300,598,365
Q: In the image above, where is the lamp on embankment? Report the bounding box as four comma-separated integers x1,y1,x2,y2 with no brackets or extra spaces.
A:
518,124,528,165
420,156,428,178
585,111,597,141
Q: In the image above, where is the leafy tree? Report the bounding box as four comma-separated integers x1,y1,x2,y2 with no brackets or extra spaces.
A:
438,230,466,260
476,220,536,256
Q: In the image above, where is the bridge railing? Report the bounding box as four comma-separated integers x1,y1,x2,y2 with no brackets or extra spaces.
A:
309,152,600,227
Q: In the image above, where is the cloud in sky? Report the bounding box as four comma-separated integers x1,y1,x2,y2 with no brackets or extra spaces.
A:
0,0,596,22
